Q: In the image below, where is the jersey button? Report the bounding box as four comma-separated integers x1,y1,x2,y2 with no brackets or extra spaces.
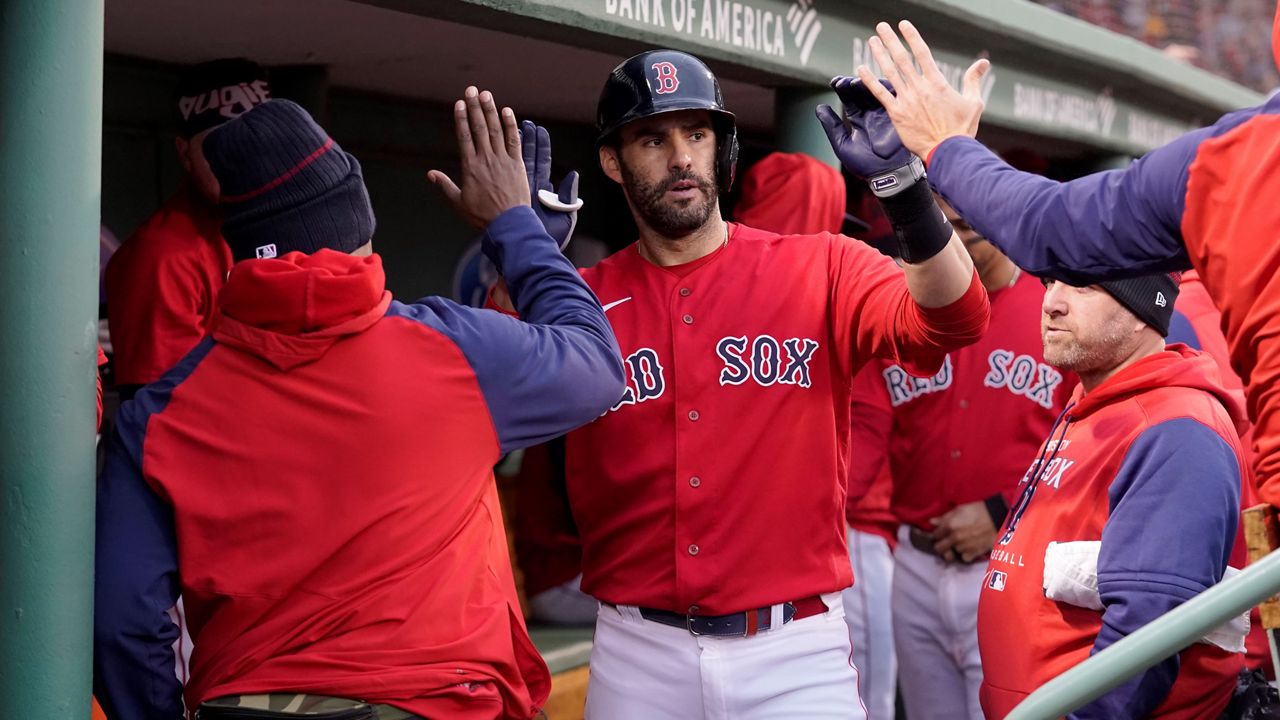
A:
680,287,692,297
688,544,700,556
688,604,700,614
682,314,694,324
951,449,962,459
688,410,700,421
689,476,701,488
959,399,969,409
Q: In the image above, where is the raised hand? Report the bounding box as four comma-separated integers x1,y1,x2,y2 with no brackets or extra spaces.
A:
521,120,583,250
855,20,990,160
428,86,530,228
816,76,917,191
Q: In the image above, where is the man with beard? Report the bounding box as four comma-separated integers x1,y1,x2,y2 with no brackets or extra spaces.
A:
486,50,989,717
978,274,1247,719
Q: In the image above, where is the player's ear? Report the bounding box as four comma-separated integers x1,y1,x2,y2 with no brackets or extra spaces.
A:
599,145,623,185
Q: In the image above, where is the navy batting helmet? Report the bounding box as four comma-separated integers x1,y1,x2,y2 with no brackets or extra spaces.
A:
596,49,739,193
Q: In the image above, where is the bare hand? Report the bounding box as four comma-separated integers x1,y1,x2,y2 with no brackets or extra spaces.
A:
427,86,530,228
930,500,996,563
856,20,991,160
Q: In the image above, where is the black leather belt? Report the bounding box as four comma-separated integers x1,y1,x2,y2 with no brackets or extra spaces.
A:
637,595,826,637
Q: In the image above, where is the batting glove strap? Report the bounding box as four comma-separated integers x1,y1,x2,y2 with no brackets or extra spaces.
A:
878,179,952,264
868,156,927,198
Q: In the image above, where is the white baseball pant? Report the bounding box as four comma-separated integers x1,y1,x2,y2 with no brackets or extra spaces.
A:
529,574,599,625
585,593,868,719
892,526,985,720
842,527,897,720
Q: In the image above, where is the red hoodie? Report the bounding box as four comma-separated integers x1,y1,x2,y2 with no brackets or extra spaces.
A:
94,207,626,720
978,346,1246,719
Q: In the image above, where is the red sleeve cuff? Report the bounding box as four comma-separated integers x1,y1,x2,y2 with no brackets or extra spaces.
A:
896,269,990,376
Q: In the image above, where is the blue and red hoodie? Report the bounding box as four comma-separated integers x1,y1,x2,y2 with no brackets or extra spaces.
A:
977,346,1246,719
926,8,1280,506
93,206,625,720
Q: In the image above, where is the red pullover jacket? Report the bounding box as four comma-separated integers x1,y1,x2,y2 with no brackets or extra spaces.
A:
93,207,625,720
978,346,1246,719
925,7,1280,505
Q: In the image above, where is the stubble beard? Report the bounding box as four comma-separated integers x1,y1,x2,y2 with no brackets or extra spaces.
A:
1043,314,1132,375
620,161,718,238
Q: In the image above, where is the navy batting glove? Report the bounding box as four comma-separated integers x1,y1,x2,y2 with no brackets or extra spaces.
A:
521,120,583,251
816,77,925,196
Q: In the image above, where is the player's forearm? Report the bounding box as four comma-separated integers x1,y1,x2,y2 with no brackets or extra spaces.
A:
901,234,975,307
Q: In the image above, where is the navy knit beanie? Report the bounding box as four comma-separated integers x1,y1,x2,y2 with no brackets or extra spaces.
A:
1098,273,1182,337
202,99,375,261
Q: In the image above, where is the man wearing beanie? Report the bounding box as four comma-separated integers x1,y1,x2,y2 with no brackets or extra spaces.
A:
93,94,625,720
975,273,1249,719
106,58,271,400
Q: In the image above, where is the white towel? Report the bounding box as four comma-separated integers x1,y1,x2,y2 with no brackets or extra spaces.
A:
1042,540,1249,653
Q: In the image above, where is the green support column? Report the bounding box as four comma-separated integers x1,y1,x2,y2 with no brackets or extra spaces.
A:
0,0,104,715
774,86,839,169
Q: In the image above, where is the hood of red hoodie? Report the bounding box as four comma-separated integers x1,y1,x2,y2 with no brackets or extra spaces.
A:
1068,344,1248,433
734,152,845,235
213,249,392,370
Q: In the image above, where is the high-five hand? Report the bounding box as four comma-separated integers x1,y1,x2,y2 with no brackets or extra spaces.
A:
855,20,990,160
428,86,531,228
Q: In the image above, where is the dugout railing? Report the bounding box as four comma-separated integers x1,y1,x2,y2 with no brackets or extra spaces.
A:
1006,548,1280,719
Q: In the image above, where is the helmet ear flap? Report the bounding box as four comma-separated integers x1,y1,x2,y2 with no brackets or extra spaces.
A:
716,122,739,194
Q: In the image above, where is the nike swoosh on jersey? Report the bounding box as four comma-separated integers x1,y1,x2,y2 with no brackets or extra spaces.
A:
602,297,633,312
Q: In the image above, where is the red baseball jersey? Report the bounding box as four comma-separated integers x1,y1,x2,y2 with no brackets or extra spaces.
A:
845,365,897,545
849,272,1069,529
565,222,990,614
105,185,232,386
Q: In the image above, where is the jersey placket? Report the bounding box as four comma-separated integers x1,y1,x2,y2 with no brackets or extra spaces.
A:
670,274,710,613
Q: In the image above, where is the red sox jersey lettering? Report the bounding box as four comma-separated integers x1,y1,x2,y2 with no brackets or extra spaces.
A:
984,350,1063,409
717,335,821,388
882,356,953,406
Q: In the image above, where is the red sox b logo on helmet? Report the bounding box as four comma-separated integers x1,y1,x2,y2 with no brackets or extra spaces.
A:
651,62,680,94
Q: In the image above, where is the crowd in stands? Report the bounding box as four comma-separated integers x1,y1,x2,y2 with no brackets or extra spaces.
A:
1035,0,1280,92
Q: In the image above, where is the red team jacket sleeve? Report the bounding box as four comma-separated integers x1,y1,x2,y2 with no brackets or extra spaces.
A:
106,238,220,386
828,233,989,377
847,362,893,505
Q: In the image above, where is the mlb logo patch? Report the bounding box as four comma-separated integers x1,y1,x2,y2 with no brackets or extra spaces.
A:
988,570,1007,592
255,243,278,259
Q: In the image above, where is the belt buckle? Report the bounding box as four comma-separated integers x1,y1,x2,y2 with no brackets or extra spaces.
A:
686,613,704,637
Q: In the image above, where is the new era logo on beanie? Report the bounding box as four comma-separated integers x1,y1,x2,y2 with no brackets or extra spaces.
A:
202,99,375,262
176,58,271,138
1098,273,1182,336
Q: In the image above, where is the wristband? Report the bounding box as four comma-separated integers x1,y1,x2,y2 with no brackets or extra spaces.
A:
868,156,927,198
877,178,952,264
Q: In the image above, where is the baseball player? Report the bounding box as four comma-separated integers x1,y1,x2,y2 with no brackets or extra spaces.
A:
105,58,270,401
845,196,1070,719
853,16,1280,509
979,273,1246,718
485,50,990,718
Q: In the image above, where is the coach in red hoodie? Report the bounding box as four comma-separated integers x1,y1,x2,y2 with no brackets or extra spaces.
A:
977,273,1246,719
92,95,625,719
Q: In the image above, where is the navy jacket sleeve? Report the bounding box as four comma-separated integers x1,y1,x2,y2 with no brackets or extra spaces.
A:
927,134,1208,285
1069,418,1240,720
388,206,625,453
94,372,193,719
